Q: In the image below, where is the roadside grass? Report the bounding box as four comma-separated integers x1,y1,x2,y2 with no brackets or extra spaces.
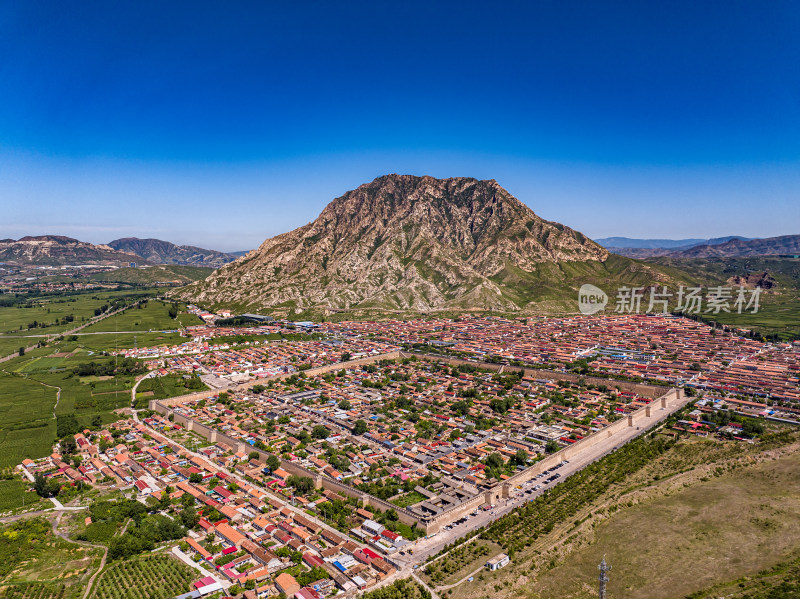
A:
528,450,800,599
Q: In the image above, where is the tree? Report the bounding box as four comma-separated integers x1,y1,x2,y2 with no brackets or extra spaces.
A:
266,454,281,472
57,413,81,438
33,472,60,498
18,347,24,356
91,415,103,429
514,449,529,466
61,435,77,455
312,425,330,440
545,440,560,454
168,303,179,319
287,475,314,496
485,453,504,470
248,451,260,461
179,505,199,528
742,419,764,437
338,400,352,410
353,420,368,435
188,472,203,484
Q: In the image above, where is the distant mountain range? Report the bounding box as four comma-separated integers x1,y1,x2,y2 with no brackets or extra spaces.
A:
596,236,750,258
108,238,241,268
596,236,748,250
173,174,679,316
601,235,799,259
672,235,800,258
0,235,249,268
0,236,143,266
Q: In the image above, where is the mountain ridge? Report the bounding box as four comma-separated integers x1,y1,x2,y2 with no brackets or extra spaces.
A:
0,235,144,266
108,237,239,268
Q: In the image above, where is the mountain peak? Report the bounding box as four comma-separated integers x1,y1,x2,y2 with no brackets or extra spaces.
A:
175,175,616,315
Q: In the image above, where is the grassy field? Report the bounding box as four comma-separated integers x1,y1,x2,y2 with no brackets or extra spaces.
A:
86,265,213,285
90,554,196,599
391,489,427,508
648,256,800,338
529,450,800,599
689,552,800,598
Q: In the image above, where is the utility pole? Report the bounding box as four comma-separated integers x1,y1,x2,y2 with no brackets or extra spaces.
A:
598,556,611,599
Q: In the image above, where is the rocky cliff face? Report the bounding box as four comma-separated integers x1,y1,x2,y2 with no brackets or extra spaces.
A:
175,175,619,314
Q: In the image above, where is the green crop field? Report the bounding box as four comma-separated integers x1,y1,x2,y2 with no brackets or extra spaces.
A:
0,479,48,513
90,554,196,599
78,299,202,334
0,369,58,467
0,290,158,338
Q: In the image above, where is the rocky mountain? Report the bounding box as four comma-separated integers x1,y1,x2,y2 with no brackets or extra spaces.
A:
174,175,675,316
0,236,144,266
670,235,800,258
108,237,238,268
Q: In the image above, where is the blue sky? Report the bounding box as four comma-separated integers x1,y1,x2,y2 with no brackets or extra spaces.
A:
1,1,798,252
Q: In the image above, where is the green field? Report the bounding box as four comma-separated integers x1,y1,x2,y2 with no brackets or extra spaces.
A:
78,299,202,334
648,257,800,338
0,369,58,467
0,479,49,513
0,290,157,338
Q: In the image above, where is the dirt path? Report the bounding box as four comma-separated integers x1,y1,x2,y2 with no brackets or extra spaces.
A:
49,512,108,599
